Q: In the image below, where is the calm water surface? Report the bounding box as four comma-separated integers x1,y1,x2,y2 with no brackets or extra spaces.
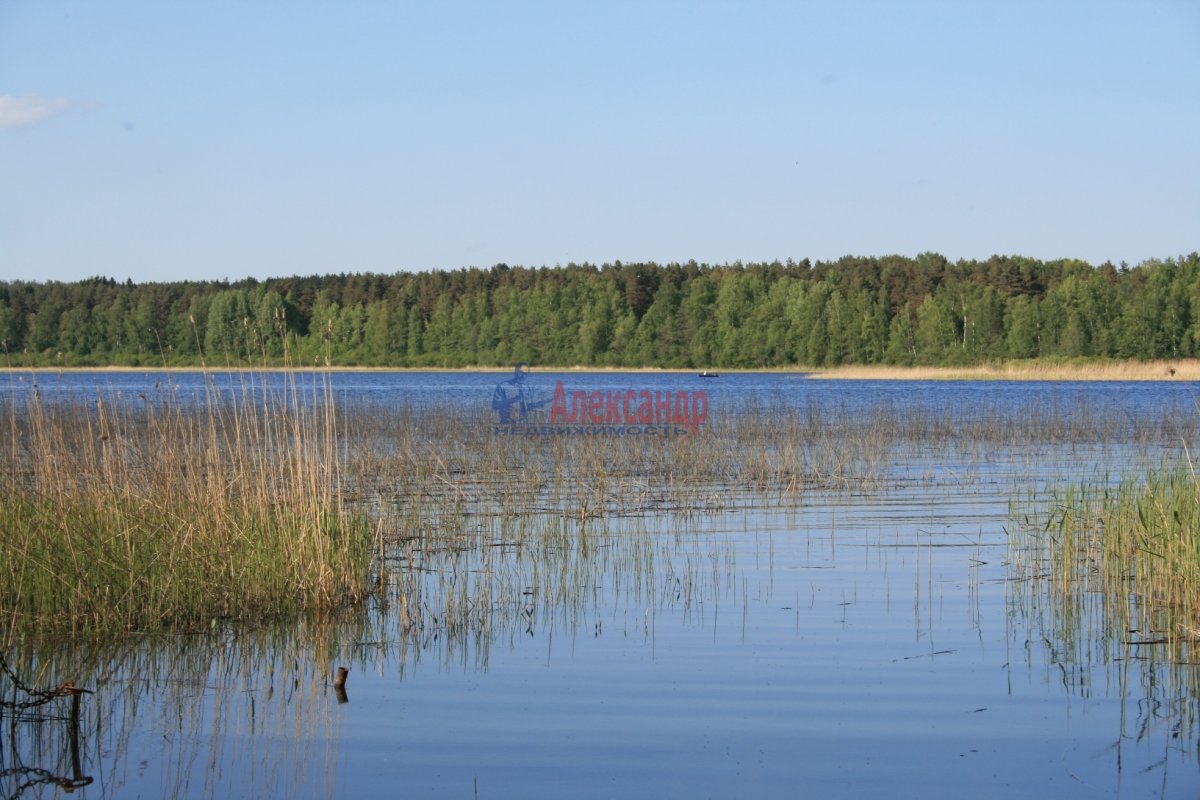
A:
4,371,1200,799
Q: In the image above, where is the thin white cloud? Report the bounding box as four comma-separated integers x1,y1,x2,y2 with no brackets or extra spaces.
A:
0,94,69,129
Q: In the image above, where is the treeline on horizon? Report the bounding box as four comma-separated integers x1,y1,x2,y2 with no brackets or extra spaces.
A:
1,252,1198,369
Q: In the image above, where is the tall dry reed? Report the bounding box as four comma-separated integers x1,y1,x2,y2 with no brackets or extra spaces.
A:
0,373,371,636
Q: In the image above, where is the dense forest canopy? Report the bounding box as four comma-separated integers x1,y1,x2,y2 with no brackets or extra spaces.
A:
1,253,1197,368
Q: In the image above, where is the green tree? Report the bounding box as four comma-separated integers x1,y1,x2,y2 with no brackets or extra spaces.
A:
858,287,889,364
578,286,618,364
57,307,99,356
1003,295,1041,358
361,301,393,364
124,294,160,358
824,291,854,365
0,299,17,355
915,293,958,364
26,287,67,353
405,307,424,362
884,307,916,365
960,285,1005,360
204,289,255,359
630,282,683,366
714,273,762,366
251,289,291,358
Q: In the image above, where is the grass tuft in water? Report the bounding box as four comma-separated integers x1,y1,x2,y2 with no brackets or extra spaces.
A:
0,373,372,636
1014,462,1200,651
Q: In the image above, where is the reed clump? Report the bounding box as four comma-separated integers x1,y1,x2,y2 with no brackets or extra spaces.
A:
1094,466,1200,639
7,373,1189,642
0,374,372,636
1014,463,1200,653
341,395,1196,523
351,393,1197,653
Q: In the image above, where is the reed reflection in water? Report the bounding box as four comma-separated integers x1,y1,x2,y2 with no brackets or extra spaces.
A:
2,621,358,800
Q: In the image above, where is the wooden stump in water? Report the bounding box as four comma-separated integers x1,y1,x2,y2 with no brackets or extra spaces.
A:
334,666,349,704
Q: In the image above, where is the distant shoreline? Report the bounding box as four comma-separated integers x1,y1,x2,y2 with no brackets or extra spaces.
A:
806,360,1197,381
1,360,1196,381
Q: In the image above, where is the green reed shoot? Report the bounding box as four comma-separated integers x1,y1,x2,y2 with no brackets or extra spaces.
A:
1013,461,1200,657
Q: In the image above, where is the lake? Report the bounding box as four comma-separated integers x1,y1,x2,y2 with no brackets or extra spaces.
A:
3,370,1199,799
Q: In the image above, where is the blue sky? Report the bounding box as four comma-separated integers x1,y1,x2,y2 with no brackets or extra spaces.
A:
1,1,1197,284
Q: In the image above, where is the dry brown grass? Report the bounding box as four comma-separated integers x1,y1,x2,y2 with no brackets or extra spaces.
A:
808,359,1200,381
0,373,373,637
6,359,1197,381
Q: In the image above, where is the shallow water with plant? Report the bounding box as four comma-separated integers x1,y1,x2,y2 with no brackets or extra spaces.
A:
3,372,1199,799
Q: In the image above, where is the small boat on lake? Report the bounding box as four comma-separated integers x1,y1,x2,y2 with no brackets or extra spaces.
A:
698,370,719,378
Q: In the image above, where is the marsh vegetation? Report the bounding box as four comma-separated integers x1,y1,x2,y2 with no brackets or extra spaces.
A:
4,372,1196,639
0,374,373,636
1012,462,1200,666
3,370,1200,798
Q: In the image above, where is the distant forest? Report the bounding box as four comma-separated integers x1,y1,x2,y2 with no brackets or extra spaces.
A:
2,252,1198,368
